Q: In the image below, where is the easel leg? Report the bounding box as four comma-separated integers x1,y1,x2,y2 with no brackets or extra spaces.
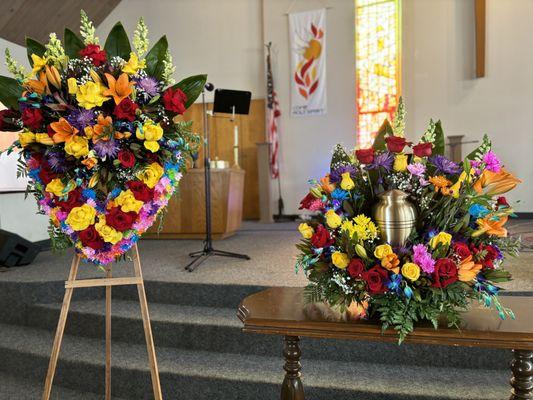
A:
42,256,80,400
105,267,112,400
133,244,163,400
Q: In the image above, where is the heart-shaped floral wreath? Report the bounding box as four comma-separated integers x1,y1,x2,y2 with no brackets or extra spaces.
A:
0,11,206,265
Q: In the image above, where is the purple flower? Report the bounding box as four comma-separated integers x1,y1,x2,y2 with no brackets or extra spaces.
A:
412,244,435,273
430,155,461,175
136,76,159,97
482,150,501,172
47,150,70,173
367,152,394,171
67,108,96,131
93,139,120,159
470,160,482,175
407,162,426,177
330,165,356,183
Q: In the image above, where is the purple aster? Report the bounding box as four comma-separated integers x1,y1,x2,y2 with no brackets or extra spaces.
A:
367,152,394,171
93,139,120,159
67,108,96,131
136,76,160,97
330,165,356,183
482,150,501,172
430,155,461,175
407,162,426,177
46,150,70,173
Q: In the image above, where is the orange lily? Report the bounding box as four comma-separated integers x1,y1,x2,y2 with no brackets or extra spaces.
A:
458,255,483,282
320,174,335,193
104,73,134,105
473,215,508,238
84,114,113,142
473,168,521,197
381,253,400,274
25,72,50,95
51,118,79,143
45,66,61,89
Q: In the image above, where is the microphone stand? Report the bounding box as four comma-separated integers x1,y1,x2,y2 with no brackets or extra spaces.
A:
185,85,251,272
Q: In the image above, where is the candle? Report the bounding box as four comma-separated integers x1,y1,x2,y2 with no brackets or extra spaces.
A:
233,124,239,167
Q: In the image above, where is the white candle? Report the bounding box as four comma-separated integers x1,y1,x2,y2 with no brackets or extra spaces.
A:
233,124,239,167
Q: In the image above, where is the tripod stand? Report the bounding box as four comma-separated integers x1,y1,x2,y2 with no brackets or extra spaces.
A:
185,86,251,272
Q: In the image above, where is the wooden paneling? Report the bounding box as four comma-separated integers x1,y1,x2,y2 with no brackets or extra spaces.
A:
178,99,266,220
0,0,121,46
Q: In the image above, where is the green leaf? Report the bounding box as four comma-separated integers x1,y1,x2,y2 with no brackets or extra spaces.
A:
373,119,393,151
104,22,131,59
466,133,491,160
64,28,85,59
26,37,46,66
0,75,22,109
145,35,168,80
171,74,207,108
433,120,445,156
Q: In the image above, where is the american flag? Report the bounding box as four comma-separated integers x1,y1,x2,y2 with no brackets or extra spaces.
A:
266,43,281,179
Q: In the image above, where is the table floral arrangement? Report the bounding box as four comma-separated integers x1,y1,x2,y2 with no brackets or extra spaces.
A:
296,99,521,341
0,11,205,266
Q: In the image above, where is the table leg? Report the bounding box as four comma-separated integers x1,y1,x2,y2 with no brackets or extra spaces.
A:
281,335,304,400
509,349,533,400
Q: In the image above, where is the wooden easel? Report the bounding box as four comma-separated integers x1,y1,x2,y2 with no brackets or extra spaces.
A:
41,244,162,400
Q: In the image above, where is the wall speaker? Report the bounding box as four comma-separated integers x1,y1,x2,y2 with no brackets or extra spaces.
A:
0,229,40,267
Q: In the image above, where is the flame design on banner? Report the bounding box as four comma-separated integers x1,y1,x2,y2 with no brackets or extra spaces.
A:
294,23,324,99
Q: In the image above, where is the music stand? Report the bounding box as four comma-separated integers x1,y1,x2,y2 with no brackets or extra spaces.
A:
185,88,252,272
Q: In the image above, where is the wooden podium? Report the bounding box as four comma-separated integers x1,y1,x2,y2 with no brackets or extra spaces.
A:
145,168,245,240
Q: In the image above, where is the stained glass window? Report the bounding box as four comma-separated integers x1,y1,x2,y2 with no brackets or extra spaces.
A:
355,0,400,148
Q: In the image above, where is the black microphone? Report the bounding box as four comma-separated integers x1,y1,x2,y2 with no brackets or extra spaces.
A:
204,82,214,92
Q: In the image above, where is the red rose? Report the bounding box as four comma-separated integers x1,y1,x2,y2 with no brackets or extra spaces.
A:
299,192,316,210
412,142,433,157
347,259,365,278
0,109,20,131
113,98,138,121
385,136,408,153
432,258,458,288
362,265,389,294
22,108,44,130
106,207,137,231
78,225,105,250
118,150,136,168
56,189,84,212
478,245,499,269
310,225,333,248
355,148,375,164
39,163,57,185
162,87,187,114
79,44,107,66
126,181,154,202
497,197,509,207
452,242,471,260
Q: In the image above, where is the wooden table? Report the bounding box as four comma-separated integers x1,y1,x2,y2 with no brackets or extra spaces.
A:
237,287,533,400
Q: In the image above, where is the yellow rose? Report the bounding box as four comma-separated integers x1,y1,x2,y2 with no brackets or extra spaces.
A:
401,262,421,281
115,190,144,213
325,209,342,229
429,232,452,249
340,172,355,190
19,131,36,147
76,81,109,109
393,154,408,172
66,204,96,231
298,223,314,239
136,121,163,153
45,178,67,197
138,163,164,189
95,216,123,244
331,251,350,269
122,53,146,75
65,136,89,158
67,77,78,94
35,133,54,145
374,244,393,259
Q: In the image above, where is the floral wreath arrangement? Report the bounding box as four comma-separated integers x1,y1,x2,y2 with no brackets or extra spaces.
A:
296,99,522,341
0,11,206,266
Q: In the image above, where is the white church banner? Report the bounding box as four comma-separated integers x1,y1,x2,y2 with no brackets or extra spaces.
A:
288,8,327,117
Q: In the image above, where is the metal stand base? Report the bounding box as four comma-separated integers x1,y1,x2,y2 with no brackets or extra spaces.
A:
185,245,250,272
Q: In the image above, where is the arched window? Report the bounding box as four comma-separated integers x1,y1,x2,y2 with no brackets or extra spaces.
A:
356,0,401,148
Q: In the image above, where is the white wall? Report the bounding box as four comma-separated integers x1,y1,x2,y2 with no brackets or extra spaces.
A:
402,0,533,211
0,38,50,241
263,0,356,214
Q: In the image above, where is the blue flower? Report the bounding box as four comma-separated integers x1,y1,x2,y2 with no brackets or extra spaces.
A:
387,274,402,294
331,188,349,201
403,286,413,299
82,189,96,200
469,204,489,219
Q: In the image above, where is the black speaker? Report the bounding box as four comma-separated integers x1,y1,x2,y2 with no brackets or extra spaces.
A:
0,229,40,267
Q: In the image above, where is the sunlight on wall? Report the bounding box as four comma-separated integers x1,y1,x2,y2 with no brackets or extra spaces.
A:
355,0,400,148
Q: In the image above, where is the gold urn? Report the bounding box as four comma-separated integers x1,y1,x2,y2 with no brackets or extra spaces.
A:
372,189,417,247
